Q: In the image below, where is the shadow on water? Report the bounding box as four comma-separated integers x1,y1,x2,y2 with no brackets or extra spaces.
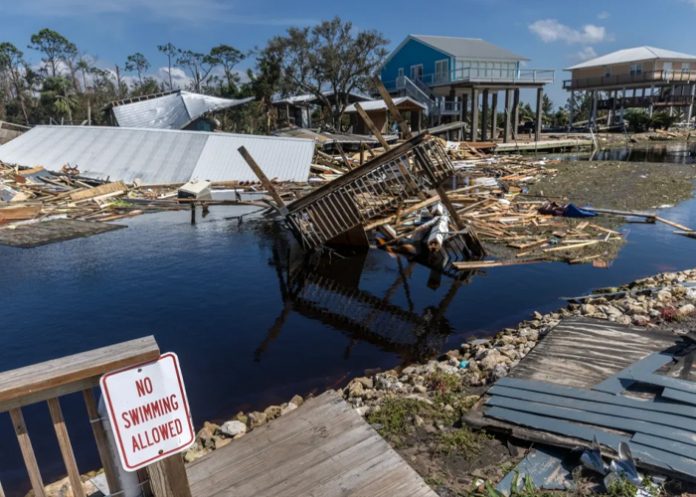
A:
1,144,696,495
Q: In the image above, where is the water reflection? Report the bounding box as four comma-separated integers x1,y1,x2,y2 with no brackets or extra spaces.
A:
255,235,476,362
558,141,696,164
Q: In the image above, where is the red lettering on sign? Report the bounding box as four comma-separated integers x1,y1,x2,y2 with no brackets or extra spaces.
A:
135,377,153,397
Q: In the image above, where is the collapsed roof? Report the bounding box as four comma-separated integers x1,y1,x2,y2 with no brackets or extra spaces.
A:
0,126,314,185
110,90,253,130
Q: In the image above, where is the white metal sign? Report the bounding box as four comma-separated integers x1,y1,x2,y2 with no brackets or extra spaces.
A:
100,353,195,471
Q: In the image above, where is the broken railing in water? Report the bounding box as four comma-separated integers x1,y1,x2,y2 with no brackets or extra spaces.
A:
283,133,484,256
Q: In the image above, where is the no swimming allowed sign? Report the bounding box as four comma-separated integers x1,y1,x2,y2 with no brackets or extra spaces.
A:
100,353,195,471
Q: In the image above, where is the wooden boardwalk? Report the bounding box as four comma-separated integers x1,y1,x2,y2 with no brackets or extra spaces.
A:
187,391,438,497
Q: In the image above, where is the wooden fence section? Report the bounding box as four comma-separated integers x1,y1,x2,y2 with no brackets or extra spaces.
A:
0,336,187,497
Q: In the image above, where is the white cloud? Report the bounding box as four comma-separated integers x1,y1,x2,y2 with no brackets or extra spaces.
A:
7,0,315,25
597,11,610,20
576,46,598,61
529,19,608,44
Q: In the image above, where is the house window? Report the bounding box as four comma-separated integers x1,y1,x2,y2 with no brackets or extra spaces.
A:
630,63,642,76
663,62,673,74
682,63,691,72
410,64,424,81
397,67,404,78
435,59,449,83
603,66,611,78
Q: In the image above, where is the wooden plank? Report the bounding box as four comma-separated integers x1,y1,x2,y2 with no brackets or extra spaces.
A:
662,387,696,406
0,336,159,412
507,317,676,388
187,392,437,497
626,371,696,394
237,147,287,214
632,433,696,460
593,353,675,394
373,76,412,139
484,406,696,480
495,378,696,418
147,455,192,497
0,478,5,497
70,182,126,202
488,385,695,432
353,103,390,150
9,408,46,497
47,398,86,497
485,396,696,446
83,388,122,495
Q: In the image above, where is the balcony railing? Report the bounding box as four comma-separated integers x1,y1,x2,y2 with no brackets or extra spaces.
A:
564,70,696,90
384,67,555,91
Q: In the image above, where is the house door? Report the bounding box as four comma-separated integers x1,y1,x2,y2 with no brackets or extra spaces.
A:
410,64,424,81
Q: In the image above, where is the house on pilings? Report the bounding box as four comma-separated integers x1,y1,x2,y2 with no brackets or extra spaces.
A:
379,34,555,142
565,47,696,129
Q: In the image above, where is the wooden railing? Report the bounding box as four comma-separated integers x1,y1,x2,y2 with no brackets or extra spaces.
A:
563,70,696,90
0,337,190,497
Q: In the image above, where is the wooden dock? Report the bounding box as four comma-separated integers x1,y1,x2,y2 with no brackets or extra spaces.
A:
187,391,438,497
495,139,593,153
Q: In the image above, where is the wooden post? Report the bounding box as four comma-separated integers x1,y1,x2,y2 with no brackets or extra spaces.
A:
0,479,5,497
373,77,412,138
354,103,390,150
238,146,288,214
47,398,86,497
490,91,498,141
334,141,353,170
83,388,122,495
504,89,512,143
147,455,192,497
535,87,543,142
9,408,45,497
471,89,479,141
190,203,196,225
512,88,520,140
481,89,489,141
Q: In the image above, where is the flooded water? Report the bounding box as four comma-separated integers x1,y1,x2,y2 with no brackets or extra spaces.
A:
1,159,696,495
559,140,696,164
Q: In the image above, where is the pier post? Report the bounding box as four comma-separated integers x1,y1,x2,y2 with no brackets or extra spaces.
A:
481,89,489,141
504,89,512,142
460,93,468,140
471,89,479,141
512,89,520,140
535,87,543,142
490,91,498,141
190,203,196,225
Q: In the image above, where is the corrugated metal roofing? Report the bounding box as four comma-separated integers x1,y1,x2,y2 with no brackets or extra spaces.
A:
344,97,427,113
112,91,253,129
0,126,314,185
567,46,696,70
411,35,528,61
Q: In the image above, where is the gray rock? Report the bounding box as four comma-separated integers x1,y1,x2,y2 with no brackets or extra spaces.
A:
219,420,247,438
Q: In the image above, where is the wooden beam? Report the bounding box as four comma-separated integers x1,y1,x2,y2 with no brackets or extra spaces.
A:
0,336,160,412
147,455,192,497
9,408,45,497
47,398,86,497
237,146,288,214
353,103,390,150
83,388,122,496
372,77,412,139
333,141,353,170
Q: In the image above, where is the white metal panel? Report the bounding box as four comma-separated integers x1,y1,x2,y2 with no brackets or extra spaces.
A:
192,133,314,183
0,126,313,185
113,93,192,129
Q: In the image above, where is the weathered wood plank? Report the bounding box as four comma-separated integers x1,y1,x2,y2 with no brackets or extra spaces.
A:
69,181,126,202
147,455,192,497
187,392,437,497
9,408,46,497
83,388,122,495
0,336,159,411
47,398,86,497
507,318,676,388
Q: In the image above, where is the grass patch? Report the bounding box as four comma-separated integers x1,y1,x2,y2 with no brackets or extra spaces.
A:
436,426,487,457
367,397,430,444
605,477,638,497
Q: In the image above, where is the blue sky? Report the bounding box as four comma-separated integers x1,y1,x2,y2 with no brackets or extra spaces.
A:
3,0,696,106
